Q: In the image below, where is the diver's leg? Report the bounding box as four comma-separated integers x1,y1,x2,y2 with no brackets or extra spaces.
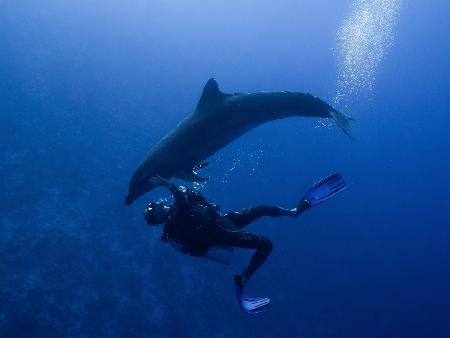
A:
225,205,296,229
211,229,273,286
240,234,273,284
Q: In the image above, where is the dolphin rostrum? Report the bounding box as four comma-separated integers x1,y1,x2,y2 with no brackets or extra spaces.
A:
124,78,352,205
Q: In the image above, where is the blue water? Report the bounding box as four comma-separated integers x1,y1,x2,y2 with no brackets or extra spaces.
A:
1,1,449,337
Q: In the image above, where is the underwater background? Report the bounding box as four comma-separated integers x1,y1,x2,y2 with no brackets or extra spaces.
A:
1,0,449,337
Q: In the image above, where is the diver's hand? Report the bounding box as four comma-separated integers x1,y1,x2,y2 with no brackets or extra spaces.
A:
149,175,171,188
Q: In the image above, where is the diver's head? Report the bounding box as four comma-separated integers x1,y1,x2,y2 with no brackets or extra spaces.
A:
144,201,171,225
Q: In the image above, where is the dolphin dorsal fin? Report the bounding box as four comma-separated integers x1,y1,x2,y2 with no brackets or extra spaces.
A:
196,78,227,111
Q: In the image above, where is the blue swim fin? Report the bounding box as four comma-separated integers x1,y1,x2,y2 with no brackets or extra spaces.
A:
235,276,271,314
297,173,347,214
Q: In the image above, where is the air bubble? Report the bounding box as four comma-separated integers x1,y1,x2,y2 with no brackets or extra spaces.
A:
334,0,401,108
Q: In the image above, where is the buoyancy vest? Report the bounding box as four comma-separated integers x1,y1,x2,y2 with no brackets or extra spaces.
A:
162,194,222,255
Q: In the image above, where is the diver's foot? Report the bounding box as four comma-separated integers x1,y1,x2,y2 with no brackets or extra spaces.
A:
234,274,248,289
295,199,310,216
288,208,299,217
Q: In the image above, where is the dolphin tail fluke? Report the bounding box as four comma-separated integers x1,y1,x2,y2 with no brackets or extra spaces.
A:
329,109,355,141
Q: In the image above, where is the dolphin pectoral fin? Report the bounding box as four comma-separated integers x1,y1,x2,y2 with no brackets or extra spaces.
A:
329,109,355,141
176,162,209,182
193,161,210,171
175,171,209,183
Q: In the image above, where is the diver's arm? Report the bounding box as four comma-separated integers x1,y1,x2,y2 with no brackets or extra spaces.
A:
149,176,187,204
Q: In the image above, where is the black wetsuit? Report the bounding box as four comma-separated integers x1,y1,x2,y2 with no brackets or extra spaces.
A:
161,183,293,282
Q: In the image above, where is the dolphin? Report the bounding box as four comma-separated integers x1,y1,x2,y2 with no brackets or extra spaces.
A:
124,78,352,206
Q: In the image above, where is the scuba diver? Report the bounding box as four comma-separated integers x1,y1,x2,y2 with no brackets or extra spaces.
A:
144,174,347,314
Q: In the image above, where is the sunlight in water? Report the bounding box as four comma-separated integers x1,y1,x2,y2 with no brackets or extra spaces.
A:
334,0,401,108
